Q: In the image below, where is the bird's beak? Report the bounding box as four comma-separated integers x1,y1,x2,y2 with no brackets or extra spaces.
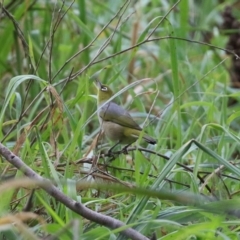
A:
90,70,103,89
94,78,102,89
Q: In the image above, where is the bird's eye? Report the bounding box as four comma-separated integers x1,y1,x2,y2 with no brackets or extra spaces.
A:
101,86,108,91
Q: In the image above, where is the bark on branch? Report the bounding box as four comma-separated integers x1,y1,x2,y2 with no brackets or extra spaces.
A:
0,142,149,240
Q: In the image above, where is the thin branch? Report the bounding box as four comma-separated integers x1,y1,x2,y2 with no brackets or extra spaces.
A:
48,0,74,83
0,142,149,240
101,146,213,194
92,36,238,65
1,86,47,142
146,0,181,40
199,165,225,192
1,5,29,57
54,35,238,87
52,0,131,83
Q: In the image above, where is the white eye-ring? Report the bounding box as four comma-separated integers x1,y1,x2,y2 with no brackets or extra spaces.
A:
101,86,108,91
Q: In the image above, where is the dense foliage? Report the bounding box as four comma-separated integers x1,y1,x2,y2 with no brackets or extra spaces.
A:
1,0,240,239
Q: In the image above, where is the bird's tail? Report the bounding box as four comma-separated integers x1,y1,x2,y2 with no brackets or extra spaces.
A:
143,134,157,145
129,129,157,145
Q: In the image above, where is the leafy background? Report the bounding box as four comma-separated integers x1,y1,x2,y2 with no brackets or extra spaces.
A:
1,0,240,239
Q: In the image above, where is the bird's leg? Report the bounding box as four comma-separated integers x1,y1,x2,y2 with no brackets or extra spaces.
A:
108,141,120,155
121,143,132,155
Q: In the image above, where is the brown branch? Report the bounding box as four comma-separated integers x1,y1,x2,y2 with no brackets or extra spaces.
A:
54,0,183,84
102,146,213,194
1,5,29,57
146,0,181,40
54,35,238,88
51,0,131,83
93,36,238,65
1,86,48,142
0,142,149,240
48,0,74,83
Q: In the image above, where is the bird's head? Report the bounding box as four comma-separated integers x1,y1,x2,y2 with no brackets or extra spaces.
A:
95,79,113,104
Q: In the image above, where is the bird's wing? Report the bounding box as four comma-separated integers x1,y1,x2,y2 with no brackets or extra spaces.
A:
99,102,142,130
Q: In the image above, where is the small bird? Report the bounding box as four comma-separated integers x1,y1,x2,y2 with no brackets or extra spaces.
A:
95,79,156,152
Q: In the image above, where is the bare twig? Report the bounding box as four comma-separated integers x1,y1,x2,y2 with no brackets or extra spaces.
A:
92,36,238,65
0,142,149,240
54,34,237,88
146,0,181,40
48,0,73,83
100,146,213,194
1,5,29,57
35,0,75,76
1,86,47,142
52,0,131,83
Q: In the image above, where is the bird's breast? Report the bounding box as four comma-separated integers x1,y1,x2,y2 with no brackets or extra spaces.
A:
102,121,124,142
102,121,136,144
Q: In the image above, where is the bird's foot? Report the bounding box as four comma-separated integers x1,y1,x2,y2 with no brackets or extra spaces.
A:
107,149,116,157
121,146,129,155
106,150,120,162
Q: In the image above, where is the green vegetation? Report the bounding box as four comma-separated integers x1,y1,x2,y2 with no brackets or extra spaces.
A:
1,0,240,239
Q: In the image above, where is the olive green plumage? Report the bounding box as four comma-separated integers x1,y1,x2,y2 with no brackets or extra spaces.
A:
95,79,156,151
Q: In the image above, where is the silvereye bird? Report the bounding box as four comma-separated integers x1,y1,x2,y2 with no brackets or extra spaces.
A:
95,79,156,152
